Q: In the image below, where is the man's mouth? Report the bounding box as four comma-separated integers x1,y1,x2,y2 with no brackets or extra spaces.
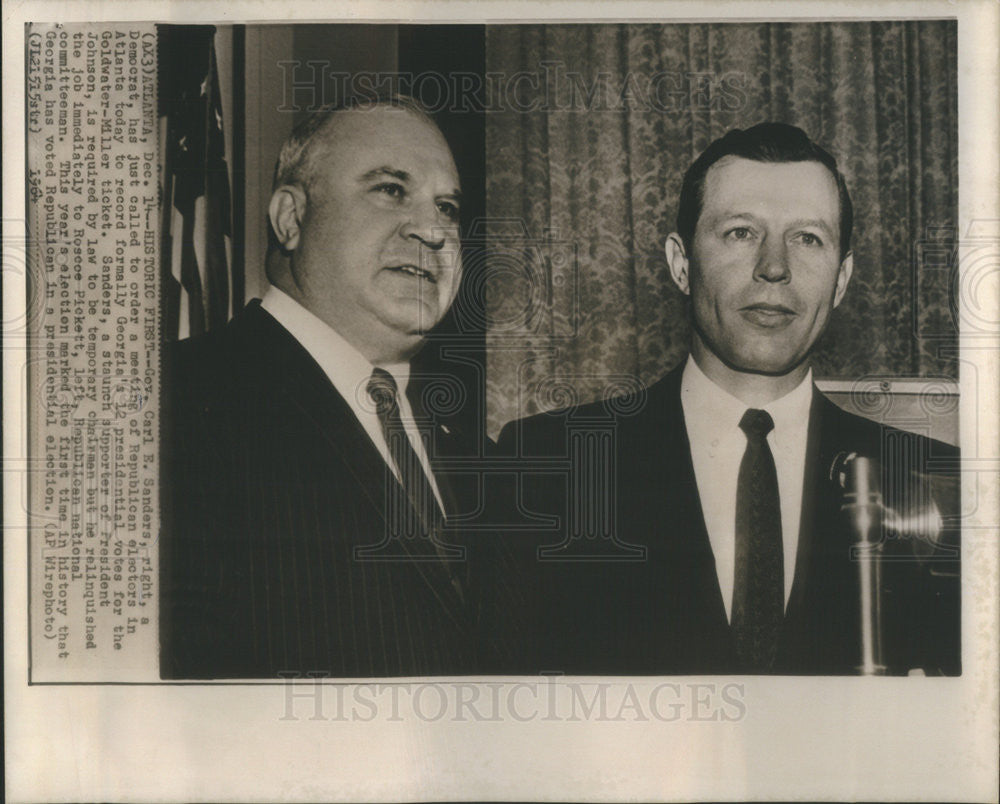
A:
387,263,437,283
740,303,797,326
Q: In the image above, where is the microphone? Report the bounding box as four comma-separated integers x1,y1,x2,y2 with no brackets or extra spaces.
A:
830,451,881,504
831,451,958,676
831,452,886,675
831,452,947,558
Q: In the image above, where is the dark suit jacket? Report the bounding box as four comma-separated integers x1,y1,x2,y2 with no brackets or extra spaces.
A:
160,301,501,679
495,365,961,676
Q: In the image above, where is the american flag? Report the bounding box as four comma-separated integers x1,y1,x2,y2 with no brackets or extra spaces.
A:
159,25,241,340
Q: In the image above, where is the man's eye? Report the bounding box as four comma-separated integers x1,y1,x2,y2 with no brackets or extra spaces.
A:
796,232,824,247
373,182,406,200
726,227,754,241
437,201,460,222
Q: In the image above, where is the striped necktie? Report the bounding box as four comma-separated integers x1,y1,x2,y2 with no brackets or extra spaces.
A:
366,367,446,540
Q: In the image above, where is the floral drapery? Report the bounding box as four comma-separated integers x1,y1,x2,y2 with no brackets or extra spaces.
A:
484,22,957,437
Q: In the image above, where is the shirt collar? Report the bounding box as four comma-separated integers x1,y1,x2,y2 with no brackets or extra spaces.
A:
260,286,410,404
680,355,813,441
766,365,814,443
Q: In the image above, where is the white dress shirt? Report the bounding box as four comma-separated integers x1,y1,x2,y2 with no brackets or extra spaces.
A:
261,286,446,513
680,356,813,621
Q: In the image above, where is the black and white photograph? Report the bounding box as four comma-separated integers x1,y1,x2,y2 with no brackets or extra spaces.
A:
4,2,998,801
155,22,962,681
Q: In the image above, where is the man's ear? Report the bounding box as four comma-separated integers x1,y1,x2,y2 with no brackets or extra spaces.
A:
833,250,854,308
665,233,691,296
268,185,307,252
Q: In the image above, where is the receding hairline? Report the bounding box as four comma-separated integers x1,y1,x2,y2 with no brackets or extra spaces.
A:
314,102,444,142
273,101,449,194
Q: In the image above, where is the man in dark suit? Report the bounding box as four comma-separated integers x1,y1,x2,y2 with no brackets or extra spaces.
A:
161,96,496,678
498,123,960,676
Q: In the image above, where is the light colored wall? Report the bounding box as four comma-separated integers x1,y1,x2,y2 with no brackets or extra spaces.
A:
817,379,959,447
241,25,399,303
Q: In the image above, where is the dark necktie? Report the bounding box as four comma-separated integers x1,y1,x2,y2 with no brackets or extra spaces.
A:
732,408,784,672
366,368,446,542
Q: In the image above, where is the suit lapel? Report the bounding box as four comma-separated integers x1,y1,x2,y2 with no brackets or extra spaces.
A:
639,370,733,668
659,372,730,621
247,304,469,628
425,421,475,596
407,387,465,520
785,389,827,624
779,390,859,672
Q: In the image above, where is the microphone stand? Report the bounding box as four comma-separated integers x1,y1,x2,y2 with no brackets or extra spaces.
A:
832,453,887,676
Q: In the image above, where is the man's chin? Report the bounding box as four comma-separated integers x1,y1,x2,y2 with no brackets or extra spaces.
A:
694,330,808,377
384,297,444,329
720,350,807,377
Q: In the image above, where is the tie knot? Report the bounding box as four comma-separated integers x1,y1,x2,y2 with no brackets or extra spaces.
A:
367,368,398,417
739,408,774,439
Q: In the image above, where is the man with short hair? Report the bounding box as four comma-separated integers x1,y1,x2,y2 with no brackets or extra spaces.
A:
161,97,488,678
500,123,960,675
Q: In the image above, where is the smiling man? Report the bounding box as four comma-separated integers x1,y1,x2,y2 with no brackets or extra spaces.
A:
161,96,487,679
499,123,959,676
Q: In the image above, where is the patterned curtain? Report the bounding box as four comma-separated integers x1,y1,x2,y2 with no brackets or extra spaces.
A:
485,22,958,437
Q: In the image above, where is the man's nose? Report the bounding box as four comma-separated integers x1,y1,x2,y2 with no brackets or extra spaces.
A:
753,236,791,283
399,203,447,250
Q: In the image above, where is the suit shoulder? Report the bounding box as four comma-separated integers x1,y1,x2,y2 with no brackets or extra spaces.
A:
495,371,677,455
169,306,261,371
495,403,594,456
168,305,275,392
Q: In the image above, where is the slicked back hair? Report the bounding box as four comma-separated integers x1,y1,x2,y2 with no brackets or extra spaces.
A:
675,122,853,260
